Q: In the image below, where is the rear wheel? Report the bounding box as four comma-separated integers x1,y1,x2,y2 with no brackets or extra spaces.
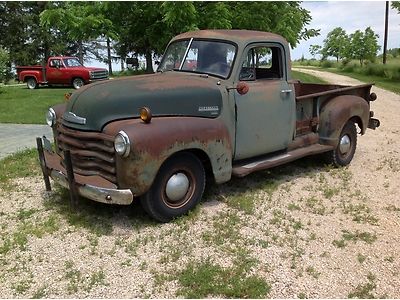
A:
141,152,206,222
26,78,37,89
324,121,357,167
72,77,84,89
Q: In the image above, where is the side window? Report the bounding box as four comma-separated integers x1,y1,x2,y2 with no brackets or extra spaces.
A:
239,46,283,81
49,59,62,68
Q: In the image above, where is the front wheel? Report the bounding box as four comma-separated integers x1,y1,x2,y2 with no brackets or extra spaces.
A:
324,121,357,167
141,152,206,222
72,77,84,89
26,78,37,89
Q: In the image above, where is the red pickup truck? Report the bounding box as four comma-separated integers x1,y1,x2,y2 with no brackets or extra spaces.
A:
16,56,109,89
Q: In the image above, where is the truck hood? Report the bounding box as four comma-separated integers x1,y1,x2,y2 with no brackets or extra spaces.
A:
62,72,223,131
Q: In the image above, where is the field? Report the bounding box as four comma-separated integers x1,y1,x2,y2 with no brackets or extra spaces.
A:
0,86,72,124
0,70,399,298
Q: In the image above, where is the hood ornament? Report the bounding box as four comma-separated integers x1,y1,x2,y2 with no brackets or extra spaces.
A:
63,111,86,125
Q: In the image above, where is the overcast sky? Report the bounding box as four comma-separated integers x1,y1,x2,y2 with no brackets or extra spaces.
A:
292,1,400,59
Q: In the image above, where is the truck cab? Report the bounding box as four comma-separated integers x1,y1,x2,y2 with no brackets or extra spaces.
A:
37,30,379,222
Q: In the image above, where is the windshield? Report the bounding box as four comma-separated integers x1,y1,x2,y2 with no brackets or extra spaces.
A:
158,39,236,78
63,58,83,67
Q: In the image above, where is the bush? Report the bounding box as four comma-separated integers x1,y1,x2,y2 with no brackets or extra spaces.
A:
0,47,11,84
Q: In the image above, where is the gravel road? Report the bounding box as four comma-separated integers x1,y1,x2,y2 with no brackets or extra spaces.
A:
0,70,399,298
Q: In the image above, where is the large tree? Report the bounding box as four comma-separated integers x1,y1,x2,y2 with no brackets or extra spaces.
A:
392,1,400,12
321,27,349,62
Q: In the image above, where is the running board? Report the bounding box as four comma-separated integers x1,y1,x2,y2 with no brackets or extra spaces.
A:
232,144,334,177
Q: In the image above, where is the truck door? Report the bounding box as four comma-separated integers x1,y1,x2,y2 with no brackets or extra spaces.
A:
46,59,67,84
234,44,295,160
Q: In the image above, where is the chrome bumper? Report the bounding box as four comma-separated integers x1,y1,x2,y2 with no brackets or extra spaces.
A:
37,136,133,205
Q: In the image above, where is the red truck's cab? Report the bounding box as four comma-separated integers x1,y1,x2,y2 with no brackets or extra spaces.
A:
16,56,109,89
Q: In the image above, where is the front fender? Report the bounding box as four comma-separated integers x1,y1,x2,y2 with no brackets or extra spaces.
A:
103,117,233,196
319,95,369,146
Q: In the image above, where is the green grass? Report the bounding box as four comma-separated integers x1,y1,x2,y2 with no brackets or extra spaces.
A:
291,70,328,84
0,148,40,189
0,86,72,124
177,260,270,298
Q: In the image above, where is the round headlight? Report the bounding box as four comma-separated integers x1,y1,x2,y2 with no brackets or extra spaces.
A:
114,131,130,157
46,108,56,127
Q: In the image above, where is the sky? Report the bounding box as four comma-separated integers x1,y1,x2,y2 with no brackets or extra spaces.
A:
88,1,400,70
292,1,400,60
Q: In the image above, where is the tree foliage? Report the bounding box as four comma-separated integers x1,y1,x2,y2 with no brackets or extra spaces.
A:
392,1,400,13
309,45,322,58
348,27,380,65
320,27,349,62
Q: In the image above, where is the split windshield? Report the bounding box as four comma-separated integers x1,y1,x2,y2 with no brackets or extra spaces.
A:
158,39,236,78
63,58,83,67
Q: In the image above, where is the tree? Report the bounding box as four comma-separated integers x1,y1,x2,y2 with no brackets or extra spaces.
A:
40,2,116,67
0,46,11,84
321,27,349,62
348,27,380,65
392,1,400,12
309,45,322,59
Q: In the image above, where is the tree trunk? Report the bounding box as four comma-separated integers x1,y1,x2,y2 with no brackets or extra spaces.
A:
78,41,84,65
106,37,113,75
145,50,154,73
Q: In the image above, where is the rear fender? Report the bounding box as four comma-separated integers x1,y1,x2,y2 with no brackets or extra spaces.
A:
103,117,233,196
20,70,41,83
319,95,369,146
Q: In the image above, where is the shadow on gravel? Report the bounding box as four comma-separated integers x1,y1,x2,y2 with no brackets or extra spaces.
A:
41,154,330,235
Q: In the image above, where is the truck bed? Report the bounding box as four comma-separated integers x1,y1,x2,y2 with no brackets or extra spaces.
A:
294,82,373,101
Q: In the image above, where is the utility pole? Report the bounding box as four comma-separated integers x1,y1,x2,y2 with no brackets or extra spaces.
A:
383,1,389,64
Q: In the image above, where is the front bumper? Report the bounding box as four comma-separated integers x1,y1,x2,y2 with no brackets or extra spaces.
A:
37,136,133,205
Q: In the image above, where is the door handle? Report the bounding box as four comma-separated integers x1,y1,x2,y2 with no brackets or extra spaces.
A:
281,89,292,93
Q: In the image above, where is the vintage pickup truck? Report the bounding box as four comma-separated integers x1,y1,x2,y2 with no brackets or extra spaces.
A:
17,56,108,89
37,30,380,222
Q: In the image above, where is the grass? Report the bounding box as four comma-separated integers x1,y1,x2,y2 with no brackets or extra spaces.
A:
177,260,270,298
333,230,377,248
291,70,328,84
0,148,41,190
0,86,72,124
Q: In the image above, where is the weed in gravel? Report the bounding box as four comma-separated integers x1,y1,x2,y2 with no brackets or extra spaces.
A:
342,203,379,225
306,266,320,279
357,253,367,264
305,196,326,215
384,256,394,263
64,260,81,293
177,260,270,298
12,278,33,294
16,209,38,221
226,193,256,214
377,157,400,172
85,270,107,292
202,211,241,246
298,292,307,299
288,202,301,211
32,285,48,298
385,205,400,212
322,185,340,199
333,230,377,248
45,187,113,236
348,272,377,298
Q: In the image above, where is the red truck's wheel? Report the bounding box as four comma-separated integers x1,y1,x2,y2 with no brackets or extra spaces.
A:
141,152,205,222
72,78,84,89
26,78,37,89
325,121,357,167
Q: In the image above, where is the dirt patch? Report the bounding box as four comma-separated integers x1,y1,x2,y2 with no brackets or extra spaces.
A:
0,70,399,298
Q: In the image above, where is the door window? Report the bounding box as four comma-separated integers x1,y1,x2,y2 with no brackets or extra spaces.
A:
239,46,283,81
49,59,62,68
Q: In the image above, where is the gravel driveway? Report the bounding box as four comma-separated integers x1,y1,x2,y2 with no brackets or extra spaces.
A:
0,70,399,298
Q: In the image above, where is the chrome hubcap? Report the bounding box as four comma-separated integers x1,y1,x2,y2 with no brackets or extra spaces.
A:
339,134,351,154
165,173,189,202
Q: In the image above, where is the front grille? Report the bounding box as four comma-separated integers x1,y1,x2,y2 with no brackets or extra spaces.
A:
91,70,108,80
56,124,117,184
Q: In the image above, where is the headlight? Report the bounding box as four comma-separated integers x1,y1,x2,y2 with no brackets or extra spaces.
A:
89,71,94,79
46,108,56,127
114,131,130,157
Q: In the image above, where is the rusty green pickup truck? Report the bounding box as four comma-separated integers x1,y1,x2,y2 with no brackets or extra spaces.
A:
37,30,380,222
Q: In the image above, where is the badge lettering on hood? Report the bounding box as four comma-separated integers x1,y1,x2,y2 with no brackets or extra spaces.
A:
63,112,87,125
198,106,219,115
